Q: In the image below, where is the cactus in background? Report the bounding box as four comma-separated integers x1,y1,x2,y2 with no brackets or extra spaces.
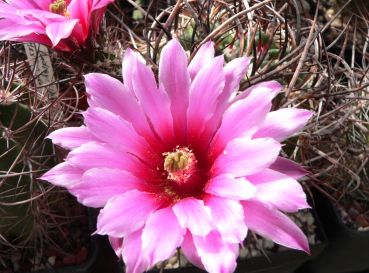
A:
0,42,90,271
0,89,55,246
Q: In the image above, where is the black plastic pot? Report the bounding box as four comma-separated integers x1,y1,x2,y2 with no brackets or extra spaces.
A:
296,192,369,273
25,209,122,273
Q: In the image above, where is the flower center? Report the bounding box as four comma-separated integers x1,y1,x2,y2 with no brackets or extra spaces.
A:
163,148,197,183
49,0,68,16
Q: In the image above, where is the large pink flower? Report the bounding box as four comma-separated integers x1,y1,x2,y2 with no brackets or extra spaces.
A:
0,0,114,51
41,40,313,273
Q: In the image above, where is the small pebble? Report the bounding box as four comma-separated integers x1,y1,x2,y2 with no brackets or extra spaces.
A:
239,247,249,259
358,226,369,232
262,239,274,249
307,213,315,225
156,261,163,269
308,234,316,245
48,256,56,266
250,249,259,257
179,253,189,267
168,256,177,265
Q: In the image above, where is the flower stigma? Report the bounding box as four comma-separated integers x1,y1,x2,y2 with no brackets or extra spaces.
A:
49,0,69,16
163,147,197,183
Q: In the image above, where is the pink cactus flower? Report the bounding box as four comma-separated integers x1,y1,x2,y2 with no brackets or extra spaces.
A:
0,0,114,51
41,39,313,273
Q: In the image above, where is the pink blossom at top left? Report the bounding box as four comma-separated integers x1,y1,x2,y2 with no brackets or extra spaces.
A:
0,0,114,51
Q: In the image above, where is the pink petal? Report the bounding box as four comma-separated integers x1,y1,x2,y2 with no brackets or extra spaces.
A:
193,231,239,273
201,57,252,143
0,4,60,35
234,80,282,102
159,39,190,142
212,138,281,177
83,107,151,157
247,169,310,212
40,162,83,188
270,157,308,179
205,174,256,200
68,0,89,35
67,142,128,169
47,126,96,150
221,56,252,103
26,9,66,23
32,0,54,10
45,19,79,47
69,0,113,37
254,108,313,141
70,168,144,208
89,8,106,35
205,195,247,243
187,56,225,142
243,200,310,253
84,72,139,119
172,198,212,236
211,81,281,156
66,142,148,179
84,73,152,141
0,20,45,41
122,229,150,273
122,48,146,94
12,33,66,50
0,3,17,15
181,232,204,269
142,207,185,265
90,0,115,10
109,236,123,257
188,41,215,80
131,55,174,141
8,0,49,9
96,190,161,237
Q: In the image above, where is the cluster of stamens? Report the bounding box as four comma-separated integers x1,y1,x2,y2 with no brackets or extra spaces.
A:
163,147,197,183
49,0,69,16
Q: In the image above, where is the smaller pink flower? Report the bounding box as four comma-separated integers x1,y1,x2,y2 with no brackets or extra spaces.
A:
0,0,114,51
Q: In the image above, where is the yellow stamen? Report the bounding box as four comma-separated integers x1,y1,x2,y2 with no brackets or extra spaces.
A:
49,0,68,16
163,148,196,182
164,150,189,173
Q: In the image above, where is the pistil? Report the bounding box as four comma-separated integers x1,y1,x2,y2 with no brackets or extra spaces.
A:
163,148,197,183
